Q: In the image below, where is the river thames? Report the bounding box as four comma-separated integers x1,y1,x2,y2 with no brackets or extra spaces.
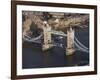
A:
22,27,89,69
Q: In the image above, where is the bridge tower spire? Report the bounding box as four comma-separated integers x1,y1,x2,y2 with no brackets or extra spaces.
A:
42,21,53,51
66,27,75,55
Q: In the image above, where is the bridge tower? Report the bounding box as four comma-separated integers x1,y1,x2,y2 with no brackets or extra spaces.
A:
66,27,75,55
42,21,53,51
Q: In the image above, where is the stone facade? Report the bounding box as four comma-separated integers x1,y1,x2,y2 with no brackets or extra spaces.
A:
66,27,75,55
42,22,53,51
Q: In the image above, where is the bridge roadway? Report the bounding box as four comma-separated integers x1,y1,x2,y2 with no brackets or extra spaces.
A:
51,30,67,37
23,30,89,53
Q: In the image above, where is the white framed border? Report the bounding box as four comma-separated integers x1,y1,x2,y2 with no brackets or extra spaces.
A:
17,5,95,75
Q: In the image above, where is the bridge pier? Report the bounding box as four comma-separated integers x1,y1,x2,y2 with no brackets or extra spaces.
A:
66,27,75,55
42,21,53,51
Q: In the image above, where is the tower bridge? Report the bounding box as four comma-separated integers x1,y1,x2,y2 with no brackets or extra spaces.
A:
23,22,89,56
22,12,89,56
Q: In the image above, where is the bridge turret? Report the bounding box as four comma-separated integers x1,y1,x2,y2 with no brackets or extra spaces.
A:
42,21,53,51
66,27,75,55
